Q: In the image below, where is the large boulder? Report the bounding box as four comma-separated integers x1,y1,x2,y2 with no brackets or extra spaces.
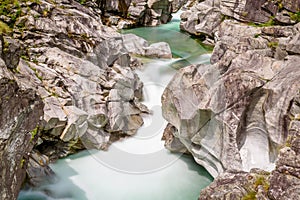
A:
122,33,172,58
163,0,300,198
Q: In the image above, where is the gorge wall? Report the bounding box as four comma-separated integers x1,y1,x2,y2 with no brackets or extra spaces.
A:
1,0,300,199
162,0,300,199
0,0,170,199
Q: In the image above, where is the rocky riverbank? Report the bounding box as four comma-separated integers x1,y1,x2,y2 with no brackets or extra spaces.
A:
162,0,300,199
1,0,300,199
0,0,174,199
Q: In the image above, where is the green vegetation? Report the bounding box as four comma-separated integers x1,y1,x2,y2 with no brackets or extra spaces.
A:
267,41,278,48
242,175,270,200
30,126,39,140
0,21,12,34
0,0,22,28
20,158,26,168
254,34,260,38
0,0,40,29
284,135,293,148
254,175,270,191
241,11,248,17
289,12,300,22
248,18,275,27
75,0,86,5
242,191,256,200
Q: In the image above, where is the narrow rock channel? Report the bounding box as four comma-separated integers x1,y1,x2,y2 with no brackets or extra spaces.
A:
18,11,213,200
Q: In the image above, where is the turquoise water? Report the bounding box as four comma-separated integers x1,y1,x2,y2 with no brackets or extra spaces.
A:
18,12,213,200
120,11,210,67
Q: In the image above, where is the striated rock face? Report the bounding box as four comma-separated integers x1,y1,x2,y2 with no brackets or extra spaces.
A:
180,0,300,41
163,0,300,198
199,119,300,199
0,62,44,199
220,0,300,24
180,0,223,38
163,0,300,179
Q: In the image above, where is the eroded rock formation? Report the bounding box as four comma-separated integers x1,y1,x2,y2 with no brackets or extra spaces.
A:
162,21,300,177
0,0,172,198
199,124,300,199
162,0,300,198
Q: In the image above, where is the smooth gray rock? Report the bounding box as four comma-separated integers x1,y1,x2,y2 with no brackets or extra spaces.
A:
199,117,300,199
122,33,172,58
180,0,223,37
144,42,172,58
122,33,149,55
162,18,300,178
180,0,300,38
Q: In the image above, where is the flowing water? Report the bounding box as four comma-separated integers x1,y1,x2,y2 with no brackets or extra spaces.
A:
18,12,213,200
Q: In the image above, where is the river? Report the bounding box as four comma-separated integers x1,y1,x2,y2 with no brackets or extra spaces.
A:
18,12,213,200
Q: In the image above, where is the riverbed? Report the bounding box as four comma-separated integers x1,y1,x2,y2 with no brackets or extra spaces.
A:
18,12,213,200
